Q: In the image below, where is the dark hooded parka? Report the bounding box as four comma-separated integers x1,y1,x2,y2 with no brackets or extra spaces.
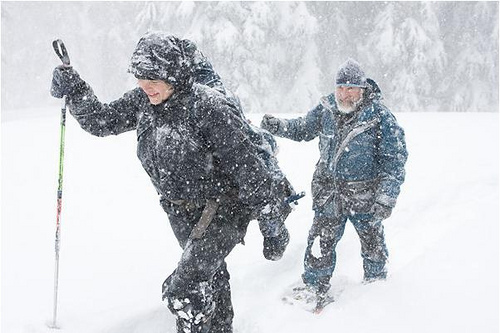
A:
58,32,293,333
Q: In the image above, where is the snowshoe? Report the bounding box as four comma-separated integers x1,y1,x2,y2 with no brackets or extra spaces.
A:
313,292,335,314
282,283,335,313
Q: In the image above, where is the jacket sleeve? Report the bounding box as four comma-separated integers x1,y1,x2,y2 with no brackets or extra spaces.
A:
375,107,408,208
268,104,324,142
67,83,142,137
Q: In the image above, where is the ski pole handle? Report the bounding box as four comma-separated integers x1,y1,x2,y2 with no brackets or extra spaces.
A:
52,39,70,66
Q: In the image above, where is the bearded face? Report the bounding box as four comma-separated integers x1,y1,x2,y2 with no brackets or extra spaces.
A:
335,86,364,114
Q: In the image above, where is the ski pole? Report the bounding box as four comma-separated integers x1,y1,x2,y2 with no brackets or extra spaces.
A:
285,191,306,206
50,39,70,329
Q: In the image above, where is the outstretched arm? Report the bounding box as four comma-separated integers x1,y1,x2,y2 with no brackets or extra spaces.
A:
260,104,325,142
51,66,141,137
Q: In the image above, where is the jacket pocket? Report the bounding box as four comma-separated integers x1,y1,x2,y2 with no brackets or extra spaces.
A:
340,179,377,215
311,167,335,209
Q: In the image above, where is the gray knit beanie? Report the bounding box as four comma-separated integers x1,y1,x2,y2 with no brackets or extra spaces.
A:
336,58,367,88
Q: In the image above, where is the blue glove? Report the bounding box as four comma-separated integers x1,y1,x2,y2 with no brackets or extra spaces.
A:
50,65,84,98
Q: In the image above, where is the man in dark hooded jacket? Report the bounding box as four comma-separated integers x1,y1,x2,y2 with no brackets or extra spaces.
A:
51,32,295,333
261,59,407,307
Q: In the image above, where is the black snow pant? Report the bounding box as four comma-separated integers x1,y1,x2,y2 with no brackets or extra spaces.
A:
160,198,251,333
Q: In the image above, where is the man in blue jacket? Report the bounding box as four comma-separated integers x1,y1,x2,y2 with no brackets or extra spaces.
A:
261,59,408,305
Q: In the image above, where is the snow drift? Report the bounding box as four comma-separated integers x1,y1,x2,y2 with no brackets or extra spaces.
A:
1,110,498,332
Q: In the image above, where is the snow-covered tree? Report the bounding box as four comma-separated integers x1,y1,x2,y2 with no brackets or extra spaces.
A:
362,2,447,112
274,2,321,112
307,2,351,93
164,2,322,114
135,2,161,31
442,2,499,112
0,2,497,112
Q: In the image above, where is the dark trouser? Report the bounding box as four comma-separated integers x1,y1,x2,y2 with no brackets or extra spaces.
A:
160,199,250,333
302,211,388,292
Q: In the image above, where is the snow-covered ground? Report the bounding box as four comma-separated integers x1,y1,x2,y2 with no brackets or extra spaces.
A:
1,109,498,332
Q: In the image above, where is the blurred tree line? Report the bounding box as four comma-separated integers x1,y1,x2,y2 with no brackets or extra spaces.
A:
2,1,498,113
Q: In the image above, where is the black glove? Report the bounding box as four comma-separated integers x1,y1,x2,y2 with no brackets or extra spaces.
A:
259,197,292,261
260,114,282,134
263,227,290,261
258,198,292,236
50,65,84,98
371,202,392,221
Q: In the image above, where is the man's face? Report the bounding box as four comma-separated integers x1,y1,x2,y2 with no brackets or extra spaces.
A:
137,79,174,105
335,86,364,113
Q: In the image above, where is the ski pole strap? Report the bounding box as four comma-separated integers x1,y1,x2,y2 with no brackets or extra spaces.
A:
52,39,70,66
189,199,219,240
285,191,306,206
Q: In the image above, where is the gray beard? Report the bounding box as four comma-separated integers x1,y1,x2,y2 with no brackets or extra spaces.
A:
336,96,363,114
